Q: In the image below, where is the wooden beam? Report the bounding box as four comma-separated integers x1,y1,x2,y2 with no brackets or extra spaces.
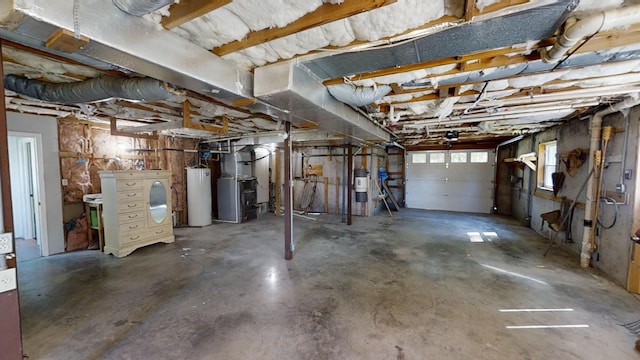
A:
464,0,476,21
182,101,228,134
45,28,89,54
322,39,554,86
212,0,397,56
162,0,232,29
110,117,159,140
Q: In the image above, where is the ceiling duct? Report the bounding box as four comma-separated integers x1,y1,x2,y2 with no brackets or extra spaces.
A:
112,0,173,16
327,84,392,107
0,0,253,105
5,74,176,103
254,60,391,143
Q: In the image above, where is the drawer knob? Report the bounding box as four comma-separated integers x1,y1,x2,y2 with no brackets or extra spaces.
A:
127,204,137,208
130,235,140,240
127,193,137,197
129,225,138,230
128,214,138,219
126,182,137,186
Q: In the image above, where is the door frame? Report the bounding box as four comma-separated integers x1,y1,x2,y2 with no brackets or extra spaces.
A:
9,131,49,256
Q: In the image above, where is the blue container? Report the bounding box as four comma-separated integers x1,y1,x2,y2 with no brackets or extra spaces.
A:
378,167,388,185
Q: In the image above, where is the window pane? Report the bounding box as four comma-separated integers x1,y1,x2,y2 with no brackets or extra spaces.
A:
470,151,488,163
450,152,467,163
412,153,427,164
539,141,557,189
430,152,445,163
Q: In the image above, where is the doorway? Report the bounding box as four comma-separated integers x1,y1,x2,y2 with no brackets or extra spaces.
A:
8,132,48,261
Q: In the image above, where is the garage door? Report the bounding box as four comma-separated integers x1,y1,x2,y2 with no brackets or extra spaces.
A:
406,149,495,213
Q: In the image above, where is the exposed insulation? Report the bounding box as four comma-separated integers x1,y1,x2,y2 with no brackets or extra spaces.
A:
574,72,640,87
574,0,625,13
561,60,640,80
476,0,502,12
508,71,569,88
2,47,100,79
352,64,456,87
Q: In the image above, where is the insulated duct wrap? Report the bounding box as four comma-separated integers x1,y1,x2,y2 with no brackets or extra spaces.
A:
4,75,175,104
327,84,392,107
112,0,174,16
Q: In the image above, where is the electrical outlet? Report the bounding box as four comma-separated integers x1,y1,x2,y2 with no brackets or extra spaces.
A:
0,268,17,293
0,232,12,254
61,178,69,186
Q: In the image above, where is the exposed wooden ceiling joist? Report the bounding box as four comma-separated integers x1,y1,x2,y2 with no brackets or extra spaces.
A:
212,0,397,56
161,0,232,30
322,40,554,86
464,0,476,21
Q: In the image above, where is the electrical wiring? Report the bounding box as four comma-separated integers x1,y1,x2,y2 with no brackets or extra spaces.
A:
597,197,618,229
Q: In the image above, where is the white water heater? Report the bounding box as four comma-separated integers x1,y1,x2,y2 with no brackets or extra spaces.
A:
187,168,212,226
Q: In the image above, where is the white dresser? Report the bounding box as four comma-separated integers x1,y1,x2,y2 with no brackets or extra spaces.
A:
99,170,174,258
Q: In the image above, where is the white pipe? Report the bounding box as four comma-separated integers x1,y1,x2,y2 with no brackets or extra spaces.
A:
541,4,640,63
580,94,640,267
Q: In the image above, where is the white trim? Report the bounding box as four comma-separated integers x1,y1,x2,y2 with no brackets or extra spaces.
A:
9,131,49,256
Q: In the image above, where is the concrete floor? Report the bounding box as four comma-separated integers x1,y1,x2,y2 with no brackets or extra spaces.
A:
17,210,640,359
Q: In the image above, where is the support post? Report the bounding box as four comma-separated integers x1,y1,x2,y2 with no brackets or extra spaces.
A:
347,144,353,225
0,40,23,360
275,148,281,216
284,121,293,260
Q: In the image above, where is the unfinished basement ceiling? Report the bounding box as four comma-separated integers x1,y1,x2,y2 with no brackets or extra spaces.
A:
1,0,640,147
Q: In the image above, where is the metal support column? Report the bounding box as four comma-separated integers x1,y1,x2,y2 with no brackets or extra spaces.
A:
284,121,293,260
347,144,353,225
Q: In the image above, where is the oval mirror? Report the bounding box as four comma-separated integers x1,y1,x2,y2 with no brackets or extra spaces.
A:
149,181,167,223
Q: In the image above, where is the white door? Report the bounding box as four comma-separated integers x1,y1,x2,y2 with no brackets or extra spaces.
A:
406,150,495,213
8,132,48,258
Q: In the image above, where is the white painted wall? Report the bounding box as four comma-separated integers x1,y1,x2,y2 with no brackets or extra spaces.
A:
7,113,64,255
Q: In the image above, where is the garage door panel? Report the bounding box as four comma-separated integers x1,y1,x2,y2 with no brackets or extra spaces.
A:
406,149,494,214
406,180,493,197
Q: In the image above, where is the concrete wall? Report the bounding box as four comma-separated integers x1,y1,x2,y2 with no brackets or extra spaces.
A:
512,105,640,286
7,112,64,255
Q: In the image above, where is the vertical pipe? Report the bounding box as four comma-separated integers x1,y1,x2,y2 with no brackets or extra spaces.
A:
347,144,353,225
274,148,281,216
341,145,346,223
0,39,24,360
284,121,293,260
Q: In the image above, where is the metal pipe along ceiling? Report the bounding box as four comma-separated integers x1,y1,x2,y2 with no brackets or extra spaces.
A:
4,74,176,104
112,0,174,16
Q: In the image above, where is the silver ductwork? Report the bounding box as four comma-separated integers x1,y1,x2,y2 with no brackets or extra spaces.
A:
5,74,175,103
0,0,392,143
327,83,392,107
254,60,391,143
0,0,252,104
112,0,174,16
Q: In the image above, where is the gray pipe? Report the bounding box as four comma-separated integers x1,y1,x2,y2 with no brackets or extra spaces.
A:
4,75,175,104
112,0,174,16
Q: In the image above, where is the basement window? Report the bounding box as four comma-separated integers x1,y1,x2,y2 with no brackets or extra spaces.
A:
411,153,427,164
470,151,489,163
450,152,468,163
430,152,445,163
537,140,557,190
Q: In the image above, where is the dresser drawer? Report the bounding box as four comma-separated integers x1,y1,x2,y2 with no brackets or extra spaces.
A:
147,225,172,239
118,201,145,213
117,190,144,202
120,221,145,235
116,179,144,191
118,210,146,223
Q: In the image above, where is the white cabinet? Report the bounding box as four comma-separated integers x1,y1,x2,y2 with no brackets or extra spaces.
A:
99,170,174,258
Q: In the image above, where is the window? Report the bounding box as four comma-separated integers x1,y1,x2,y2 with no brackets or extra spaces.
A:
429,152,445,163
538,141,557,190
470,151,489,163
411,153,427,164
450,152,468,163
